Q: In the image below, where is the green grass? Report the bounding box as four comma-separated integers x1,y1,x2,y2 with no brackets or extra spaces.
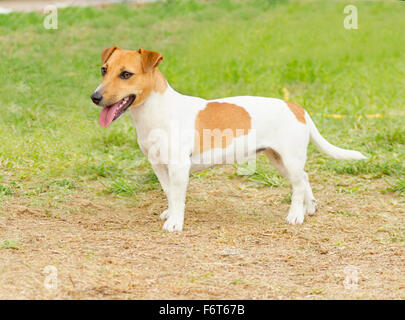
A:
0,185,13,197
0,0,404,199
336,210,359,218
386,177,405,196
234,157,284,188
0,239,21,250
104,170,160,196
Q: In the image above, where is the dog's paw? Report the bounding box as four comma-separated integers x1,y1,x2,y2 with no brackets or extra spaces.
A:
305,199,317,216
159,209,170,220
162,215,184,232
286,210,305,225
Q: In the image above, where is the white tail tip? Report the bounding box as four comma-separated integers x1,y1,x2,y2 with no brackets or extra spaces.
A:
347,151,367,160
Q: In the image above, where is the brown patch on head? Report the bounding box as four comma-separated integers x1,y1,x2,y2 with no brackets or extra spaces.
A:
285,101,306,123
97,47,167,107
101,46,120,64
194,102,251,154
138,48,163,73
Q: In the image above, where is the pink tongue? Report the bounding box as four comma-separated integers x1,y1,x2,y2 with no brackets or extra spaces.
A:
99,101,121,127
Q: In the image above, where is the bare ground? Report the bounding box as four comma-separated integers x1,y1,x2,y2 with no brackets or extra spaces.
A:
0,167,404,299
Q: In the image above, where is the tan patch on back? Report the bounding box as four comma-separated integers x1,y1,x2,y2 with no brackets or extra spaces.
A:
286,101,306,123
194,102,251,154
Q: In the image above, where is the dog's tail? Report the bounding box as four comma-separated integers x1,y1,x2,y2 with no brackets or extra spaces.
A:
306,113,367,160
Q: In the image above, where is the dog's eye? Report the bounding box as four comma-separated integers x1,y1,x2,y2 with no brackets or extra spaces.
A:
120,71,134,80
101,67,107,76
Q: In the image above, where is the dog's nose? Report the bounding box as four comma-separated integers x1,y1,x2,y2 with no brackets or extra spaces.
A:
91,92,103,105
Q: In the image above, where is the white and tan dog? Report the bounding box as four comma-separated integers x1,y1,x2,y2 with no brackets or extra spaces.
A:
91,47,366,232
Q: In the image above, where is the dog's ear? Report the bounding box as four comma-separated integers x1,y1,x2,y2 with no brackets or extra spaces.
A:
137,48,163,73
101,46,120,64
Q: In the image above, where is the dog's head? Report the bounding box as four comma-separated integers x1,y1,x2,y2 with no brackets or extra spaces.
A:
91,46,165,127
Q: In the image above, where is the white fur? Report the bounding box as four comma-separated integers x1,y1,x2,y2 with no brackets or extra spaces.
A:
129,84,366,232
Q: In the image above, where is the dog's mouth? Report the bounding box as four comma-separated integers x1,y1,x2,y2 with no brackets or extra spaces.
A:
99,94,136,127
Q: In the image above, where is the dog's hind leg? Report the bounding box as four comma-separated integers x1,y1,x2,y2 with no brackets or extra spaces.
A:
303,172,316,215
264,149,288,178
282,157,308,225
265,148,310,223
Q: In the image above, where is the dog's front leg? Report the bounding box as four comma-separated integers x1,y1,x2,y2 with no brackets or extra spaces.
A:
162,162,191,232
151,164,172,220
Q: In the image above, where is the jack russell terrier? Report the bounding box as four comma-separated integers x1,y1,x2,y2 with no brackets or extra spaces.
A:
91,47,366,232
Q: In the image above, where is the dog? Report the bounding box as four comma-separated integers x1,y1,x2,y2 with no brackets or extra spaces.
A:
91,47,366,232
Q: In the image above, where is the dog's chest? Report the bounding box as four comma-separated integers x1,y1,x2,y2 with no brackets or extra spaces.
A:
129,105,196,161
130,110,167,155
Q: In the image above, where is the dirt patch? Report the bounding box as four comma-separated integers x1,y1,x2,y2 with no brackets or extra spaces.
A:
0,167,404,299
